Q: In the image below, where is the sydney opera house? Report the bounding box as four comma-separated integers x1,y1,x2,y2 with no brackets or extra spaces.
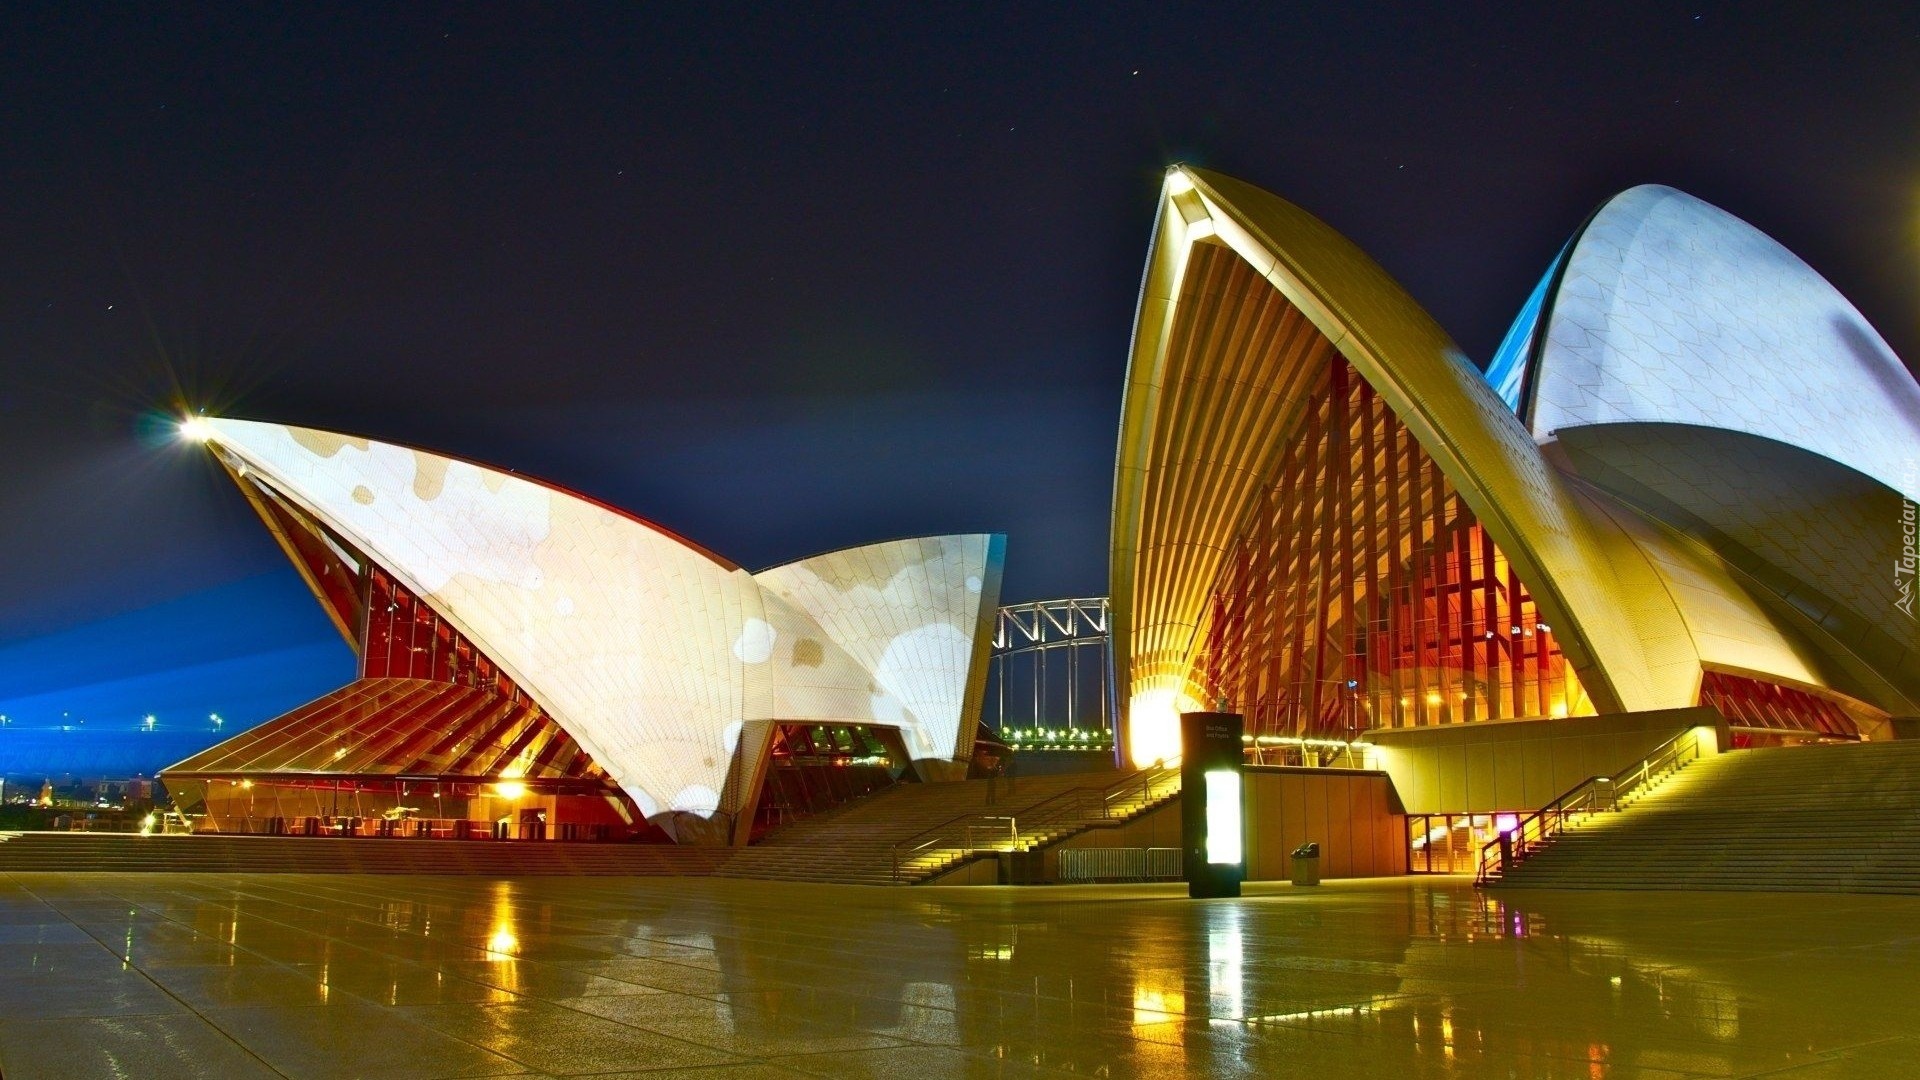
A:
162,419,1003,844
1111,165,1919,803
162,163,1919,871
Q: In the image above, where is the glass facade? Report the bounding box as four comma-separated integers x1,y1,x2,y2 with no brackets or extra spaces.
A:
1407,813,1522,874
1701,671,1862,742
753,723,903,836
362,566,529,701
1192,341,1592,740
165,678,604,784
1480,250,1562,415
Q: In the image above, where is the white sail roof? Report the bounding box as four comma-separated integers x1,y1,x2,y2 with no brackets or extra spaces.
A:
200,419,1001,820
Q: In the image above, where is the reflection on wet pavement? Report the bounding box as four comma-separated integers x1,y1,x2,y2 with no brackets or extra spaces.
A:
0,872,1913,1078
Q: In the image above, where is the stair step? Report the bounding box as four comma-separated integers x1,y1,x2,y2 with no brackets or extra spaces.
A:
0,771,1173,886
715,770,1170,884
1493,742,1920,895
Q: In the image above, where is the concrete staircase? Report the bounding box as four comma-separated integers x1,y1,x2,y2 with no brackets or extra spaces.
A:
0,832,734,876
715,769,1170,885
1495,740,1920,893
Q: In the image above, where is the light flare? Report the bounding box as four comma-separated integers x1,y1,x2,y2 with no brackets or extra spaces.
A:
1127,688,1198,765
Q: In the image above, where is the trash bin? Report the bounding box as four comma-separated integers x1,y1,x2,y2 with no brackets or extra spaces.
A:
1290,841,1322,886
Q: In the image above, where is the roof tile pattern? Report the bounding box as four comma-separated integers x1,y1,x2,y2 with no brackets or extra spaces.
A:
1557,423,1920,712
1112,168,1702,752
1113,168,1905,752
200,420,1001,823
1528,185,1920,503
755,535,1004,761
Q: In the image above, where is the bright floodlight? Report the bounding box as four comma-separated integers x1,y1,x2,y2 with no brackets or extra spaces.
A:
1165,168,1195,196
493,781,527,801
179,416,214,443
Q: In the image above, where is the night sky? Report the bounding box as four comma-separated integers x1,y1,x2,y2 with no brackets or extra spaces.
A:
2,4,1916,765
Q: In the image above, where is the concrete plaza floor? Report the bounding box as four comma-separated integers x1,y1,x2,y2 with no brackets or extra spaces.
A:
0,874,1912,1079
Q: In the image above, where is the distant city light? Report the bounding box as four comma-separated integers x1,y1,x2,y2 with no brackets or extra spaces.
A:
999,726,1113,752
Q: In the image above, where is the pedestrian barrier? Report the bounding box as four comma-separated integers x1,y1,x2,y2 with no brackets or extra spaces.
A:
1059,846,1182,883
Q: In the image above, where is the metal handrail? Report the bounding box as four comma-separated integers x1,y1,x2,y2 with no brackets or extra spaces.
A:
1014,760,1182,839
1475,727,1703,884
1103,760,1183,816
887,762,1184,884
966,816,1019,851
889,812,1021,882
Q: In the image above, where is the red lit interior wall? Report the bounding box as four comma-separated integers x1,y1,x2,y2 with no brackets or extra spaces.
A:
361,568,530,705
1700,670,1861,739
1195,356,1591,739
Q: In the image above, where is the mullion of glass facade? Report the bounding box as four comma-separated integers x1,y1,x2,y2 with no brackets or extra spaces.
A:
368,684,486,769
252,487,366,640
420,694,521,775
165,678,612,787
1700,671,1862,738
238,683,391,773
362,569,526,703
1407,813,1521,874
273,682,431,772
1194,348,1591,739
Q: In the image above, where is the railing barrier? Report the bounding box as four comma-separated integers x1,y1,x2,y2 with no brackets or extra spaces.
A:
1059,847,1184,882
889,762,1186,883
1476,727,1703,885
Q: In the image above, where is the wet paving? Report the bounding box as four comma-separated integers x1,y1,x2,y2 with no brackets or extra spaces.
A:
0,873,1913,1078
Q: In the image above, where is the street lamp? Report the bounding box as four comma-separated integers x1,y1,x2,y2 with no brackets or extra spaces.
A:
210,713,223,731
142,714,156,732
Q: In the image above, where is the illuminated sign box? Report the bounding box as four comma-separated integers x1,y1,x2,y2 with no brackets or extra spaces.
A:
1181,711,1244,898
1204,769,1242,865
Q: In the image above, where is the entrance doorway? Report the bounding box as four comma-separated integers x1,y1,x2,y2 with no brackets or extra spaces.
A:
751,724,908,839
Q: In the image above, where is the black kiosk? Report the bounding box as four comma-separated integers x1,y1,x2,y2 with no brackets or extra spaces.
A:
1180,711,1246,898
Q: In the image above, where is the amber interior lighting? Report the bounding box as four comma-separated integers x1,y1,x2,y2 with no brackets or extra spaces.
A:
1164,244,1590,735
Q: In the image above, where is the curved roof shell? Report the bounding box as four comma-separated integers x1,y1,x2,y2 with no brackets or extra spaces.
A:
196,419,1002,822
1554,423,1920,712
1520,185,1920,503
1110,168,1904,761
755,534,1004,762
1111,168,1701,749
